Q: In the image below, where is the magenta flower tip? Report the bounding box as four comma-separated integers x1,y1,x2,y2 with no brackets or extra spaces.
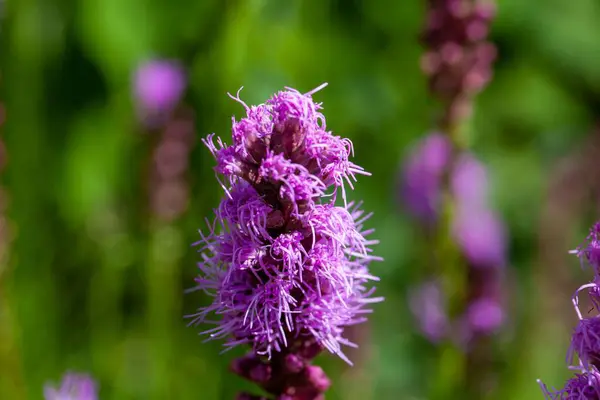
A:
538,370,600,399
44,372,97,400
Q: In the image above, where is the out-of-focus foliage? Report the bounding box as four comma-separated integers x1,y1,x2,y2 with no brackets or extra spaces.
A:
1,0,599,399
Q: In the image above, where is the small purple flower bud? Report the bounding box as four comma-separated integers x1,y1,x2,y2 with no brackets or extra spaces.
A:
400,133,452,224
284,354,305,373
134,59,185,119
44,372,97,400
305,365,331,392
231,353,272,384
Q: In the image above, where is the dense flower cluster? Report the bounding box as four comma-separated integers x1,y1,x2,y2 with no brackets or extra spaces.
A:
44,372,97,400
402,133,505,342
190,84,381,398
538,222,600,398
421,0,497,125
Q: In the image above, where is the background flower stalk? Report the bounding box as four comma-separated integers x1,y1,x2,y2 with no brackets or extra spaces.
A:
405,0,503,398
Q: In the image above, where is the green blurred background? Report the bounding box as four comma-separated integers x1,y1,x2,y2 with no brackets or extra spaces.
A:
2,0,600,398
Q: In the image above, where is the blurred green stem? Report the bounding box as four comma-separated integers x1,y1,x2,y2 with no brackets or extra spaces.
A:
428,121,470,400
429,186,467,400
89,235,126,387
146,223,183,399
5,0,58,393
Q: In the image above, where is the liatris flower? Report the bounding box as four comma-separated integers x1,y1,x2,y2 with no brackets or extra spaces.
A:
44,372,97,400
133,59,186,124
189,84,381,399
421,0,497,127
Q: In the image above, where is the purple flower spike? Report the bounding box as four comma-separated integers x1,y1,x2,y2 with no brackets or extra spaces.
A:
44,372,97,400
401,133,452,224
191,84,381,399
538,370,600,400
134,59,186,117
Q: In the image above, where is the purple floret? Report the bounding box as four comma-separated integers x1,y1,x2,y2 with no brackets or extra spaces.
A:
538,370,600,400
569,317,600,371
44,372,97,400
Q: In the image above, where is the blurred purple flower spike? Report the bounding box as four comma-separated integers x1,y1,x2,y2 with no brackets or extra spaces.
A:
190,84,381,399
134,59,186,121
44,372,97,400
